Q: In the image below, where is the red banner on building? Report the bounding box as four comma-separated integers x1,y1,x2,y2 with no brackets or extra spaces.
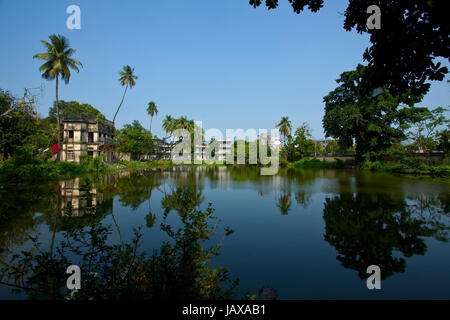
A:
51,143,59,154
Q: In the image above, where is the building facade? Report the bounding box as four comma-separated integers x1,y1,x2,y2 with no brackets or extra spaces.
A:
60,117,118,163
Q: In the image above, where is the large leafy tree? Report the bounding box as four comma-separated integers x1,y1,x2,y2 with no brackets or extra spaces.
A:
48,100,107,123
0,89,36,159
117,120,154,160
323,64,423,162
407,107,449,153
250,0,449,101
33,34,83,162
113,66,138,125
146,101,158,133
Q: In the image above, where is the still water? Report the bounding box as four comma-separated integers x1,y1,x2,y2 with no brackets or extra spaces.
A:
0,167,449,299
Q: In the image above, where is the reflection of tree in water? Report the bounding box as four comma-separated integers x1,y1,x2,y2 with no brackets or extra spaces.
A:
116,171,161,210
295,191,312,209
323,192,450,280
0,183,238,300
276,192,292,215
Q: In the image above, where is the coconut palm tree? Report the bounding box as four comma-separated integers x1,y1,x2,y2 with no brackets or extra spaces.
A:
113,65,137,125
146,101,158,133
278,116,292,147
33,34,83,162
162,115,175,135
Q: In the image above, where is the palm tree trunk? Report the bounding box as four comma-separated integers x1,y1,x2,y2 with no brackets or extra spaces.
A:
150,116,153,133
55,77,61,162
113,84,128,125
50,183,61,258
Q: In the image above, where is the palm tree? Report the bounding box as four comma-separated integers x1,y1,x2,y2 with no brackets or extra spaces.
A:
278,116,292,147
34,34,83,162
113,65,137,125
162,115,175,135
146,101,158,133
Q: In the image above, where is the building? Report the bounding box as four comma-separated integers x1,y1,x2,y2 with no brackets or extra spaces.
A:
153,138,172,160
60,116,118,163
201,139,233,162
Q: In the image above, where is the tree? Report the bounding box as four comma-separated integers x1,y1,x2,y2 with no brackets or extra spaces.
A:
323,64,423,162
437,127,450,156
408,107,449,153
0,89,37,159
48,100,106,123
162,115,175,136
117,120,154,160
146,101,158,133
249,0,449,101
292,122,315,159
33,34,83,162
277,117,292,147
113,66,137,125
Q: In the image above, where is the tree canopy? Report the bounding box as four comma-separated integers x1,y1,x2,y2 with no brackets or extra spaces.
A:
117,120,154,160
250,0,449,101
323,64,424,162
48,100,107,123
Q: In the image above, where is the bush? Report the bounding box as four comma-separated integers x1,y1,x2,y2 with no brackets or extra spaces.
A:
428,165,450,177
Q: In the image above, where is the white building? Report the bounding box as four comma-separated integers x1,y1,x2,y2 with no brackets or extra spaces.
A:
197,139,233,162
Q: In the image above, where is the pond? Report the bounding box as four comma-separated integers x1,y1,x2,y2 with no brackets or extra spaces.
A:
0,167,449,299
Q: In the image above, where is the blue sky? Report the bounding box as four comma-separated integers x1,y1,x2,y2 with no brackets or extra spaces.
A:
0,0,448,139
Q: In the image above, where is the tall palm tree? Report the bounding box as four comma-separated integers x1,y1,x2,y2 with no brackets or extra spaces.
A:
162,115,175,135
278,116,292,147
34,34,83,162
113,65,137,125
146,101,158,133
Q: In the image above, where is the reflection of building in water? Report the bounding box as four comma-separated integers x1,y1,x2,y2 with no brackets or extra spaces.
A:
60,177,113,217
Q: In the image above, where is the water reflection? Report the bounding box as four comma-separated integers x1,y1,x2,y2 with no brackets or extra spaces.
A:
323,192,450,280
0,167,449,298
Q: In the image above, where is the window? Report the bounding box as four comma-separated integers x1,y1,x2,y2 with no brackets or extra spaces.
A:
87,151,94,157
69,130,74,139
88,132,94,143
67,151,75,161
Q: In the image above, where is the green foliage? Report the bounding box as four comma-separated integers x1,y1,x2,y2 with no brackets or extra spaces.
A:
0,193,238,300
117,120,154,160
293,158,347,169
0,89,38,159
277,116,292,146
408,107,449,153
323,64,423,162
48,100,107,123
362,158,449,177
251,1,449,100
283,122,316,161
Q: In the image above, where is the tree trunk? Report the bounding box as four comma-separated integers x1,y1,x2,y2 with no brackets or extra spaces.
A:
113,84,128,125
150,116,153,133
55,77,61,162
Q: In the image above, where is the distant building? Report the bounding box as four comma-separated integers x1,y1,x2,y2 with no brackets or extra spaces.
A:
153,138,172,160
200,139,233,162
60,116,118,163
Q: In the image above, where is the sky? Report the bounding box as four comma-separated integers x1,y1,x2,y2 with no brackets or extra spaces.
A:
0,0,448,140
